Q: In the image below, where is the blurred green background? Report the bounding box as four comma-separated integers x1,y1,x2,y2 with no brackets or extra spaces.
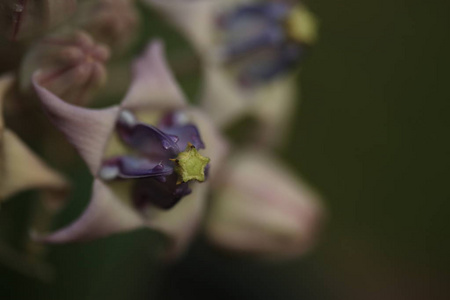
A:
1,0,450,299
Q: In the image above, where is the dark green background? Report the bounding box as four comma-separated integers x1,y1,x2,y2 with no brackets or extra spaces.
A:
288,0,450,298
1,0,449,299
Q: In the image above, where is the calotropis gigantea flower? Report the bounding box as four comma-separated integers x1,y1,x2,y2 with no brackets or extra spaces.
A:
0,74,68,203
21,30,110,105
33,41,228,258
144,0,318,146
205,149,324,259
0,0,77,41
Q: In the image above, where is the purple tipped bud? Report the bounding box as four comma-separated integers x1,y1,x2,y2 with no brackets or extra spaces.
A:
22,30,110,105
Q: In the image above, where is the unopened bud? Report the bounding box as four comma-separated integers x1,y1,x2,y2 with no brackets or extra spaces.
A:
75,0,139,54
205,151,324,259
21,30,110,105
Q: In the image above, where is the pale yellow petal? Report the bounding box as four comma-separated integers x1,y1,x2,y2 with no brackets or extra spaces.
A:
0,130,67,201
0,74,14,132
250,75,298,146
33,179,144,243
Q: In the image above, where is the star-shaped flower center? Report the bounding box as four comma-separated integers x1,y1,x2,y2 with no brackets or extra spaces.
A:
173,143,210,184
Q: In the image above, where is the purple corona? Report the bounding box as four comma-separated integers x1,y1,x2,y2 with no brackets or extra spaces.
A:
218,1,316,86
100,110,209,211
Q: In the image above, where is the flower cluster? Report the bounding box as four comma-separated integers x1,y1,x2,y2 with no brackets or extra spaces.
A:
0,0,324,272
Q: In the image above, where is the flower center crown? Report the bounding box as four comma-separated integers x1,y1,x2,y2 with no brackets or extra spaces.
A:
100,110,210,211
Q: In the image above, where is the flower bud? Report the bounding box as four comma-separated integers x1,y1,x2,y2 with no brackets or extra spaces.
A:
21,30,110,105
205,150,324,259
0,0,77,41
75,0,139,54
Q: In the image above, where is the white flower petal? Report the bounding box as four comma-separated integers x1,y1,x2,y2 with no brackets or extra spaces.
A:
250,75,298,146
187,107,229,181
33,76,120,176
33,179,144,243
201,66,251,127
0,130,68,202
144,0,216,54
121,41,187,111
146,182,208,260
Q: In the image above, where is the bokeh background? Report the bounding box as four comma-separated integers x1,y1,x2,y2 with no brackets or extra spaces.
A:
1,0,449,299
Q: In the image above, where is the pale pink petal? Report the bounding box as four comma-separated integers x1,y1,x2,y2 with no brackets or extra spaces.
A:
201,66,298,147
121,41,187,111
33,179,144,243
33,76,120,176
201,66,252,127
146,182,209,260
0,129,68,202
187,107,229,181
205,150,325,259
143,0,216,54
250,75,298,147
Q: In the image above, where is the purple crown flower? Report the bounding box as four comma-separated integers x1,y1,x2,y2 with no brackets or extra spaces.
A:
32,41,228,258
145,0,318,146
100,109,210,210
218,1,316,86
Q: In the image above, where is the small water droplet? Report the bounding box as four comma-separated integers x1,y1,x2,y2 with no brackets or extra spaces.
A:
162,140,171,150
168,134,179,143
99,165,119,181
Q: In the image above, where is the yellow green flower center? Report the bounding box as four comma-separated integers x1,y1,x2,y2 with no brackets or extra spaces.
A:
172,143,210,184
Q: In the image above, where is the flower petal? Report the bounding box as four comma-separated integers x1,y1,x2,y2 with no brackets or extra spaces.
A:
201,65,251,127
33,179,144,243
121,41,186,111
144,0,216,54
159,124,205,151
33,76,120,176
201,65,297,147
0,130,68,202
100,156,173,180
0,73,14,131
187,108,229,181
205,150,324,259
146,182,208,260
132,174,190,210
250,74,298,146
117,122,179,159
